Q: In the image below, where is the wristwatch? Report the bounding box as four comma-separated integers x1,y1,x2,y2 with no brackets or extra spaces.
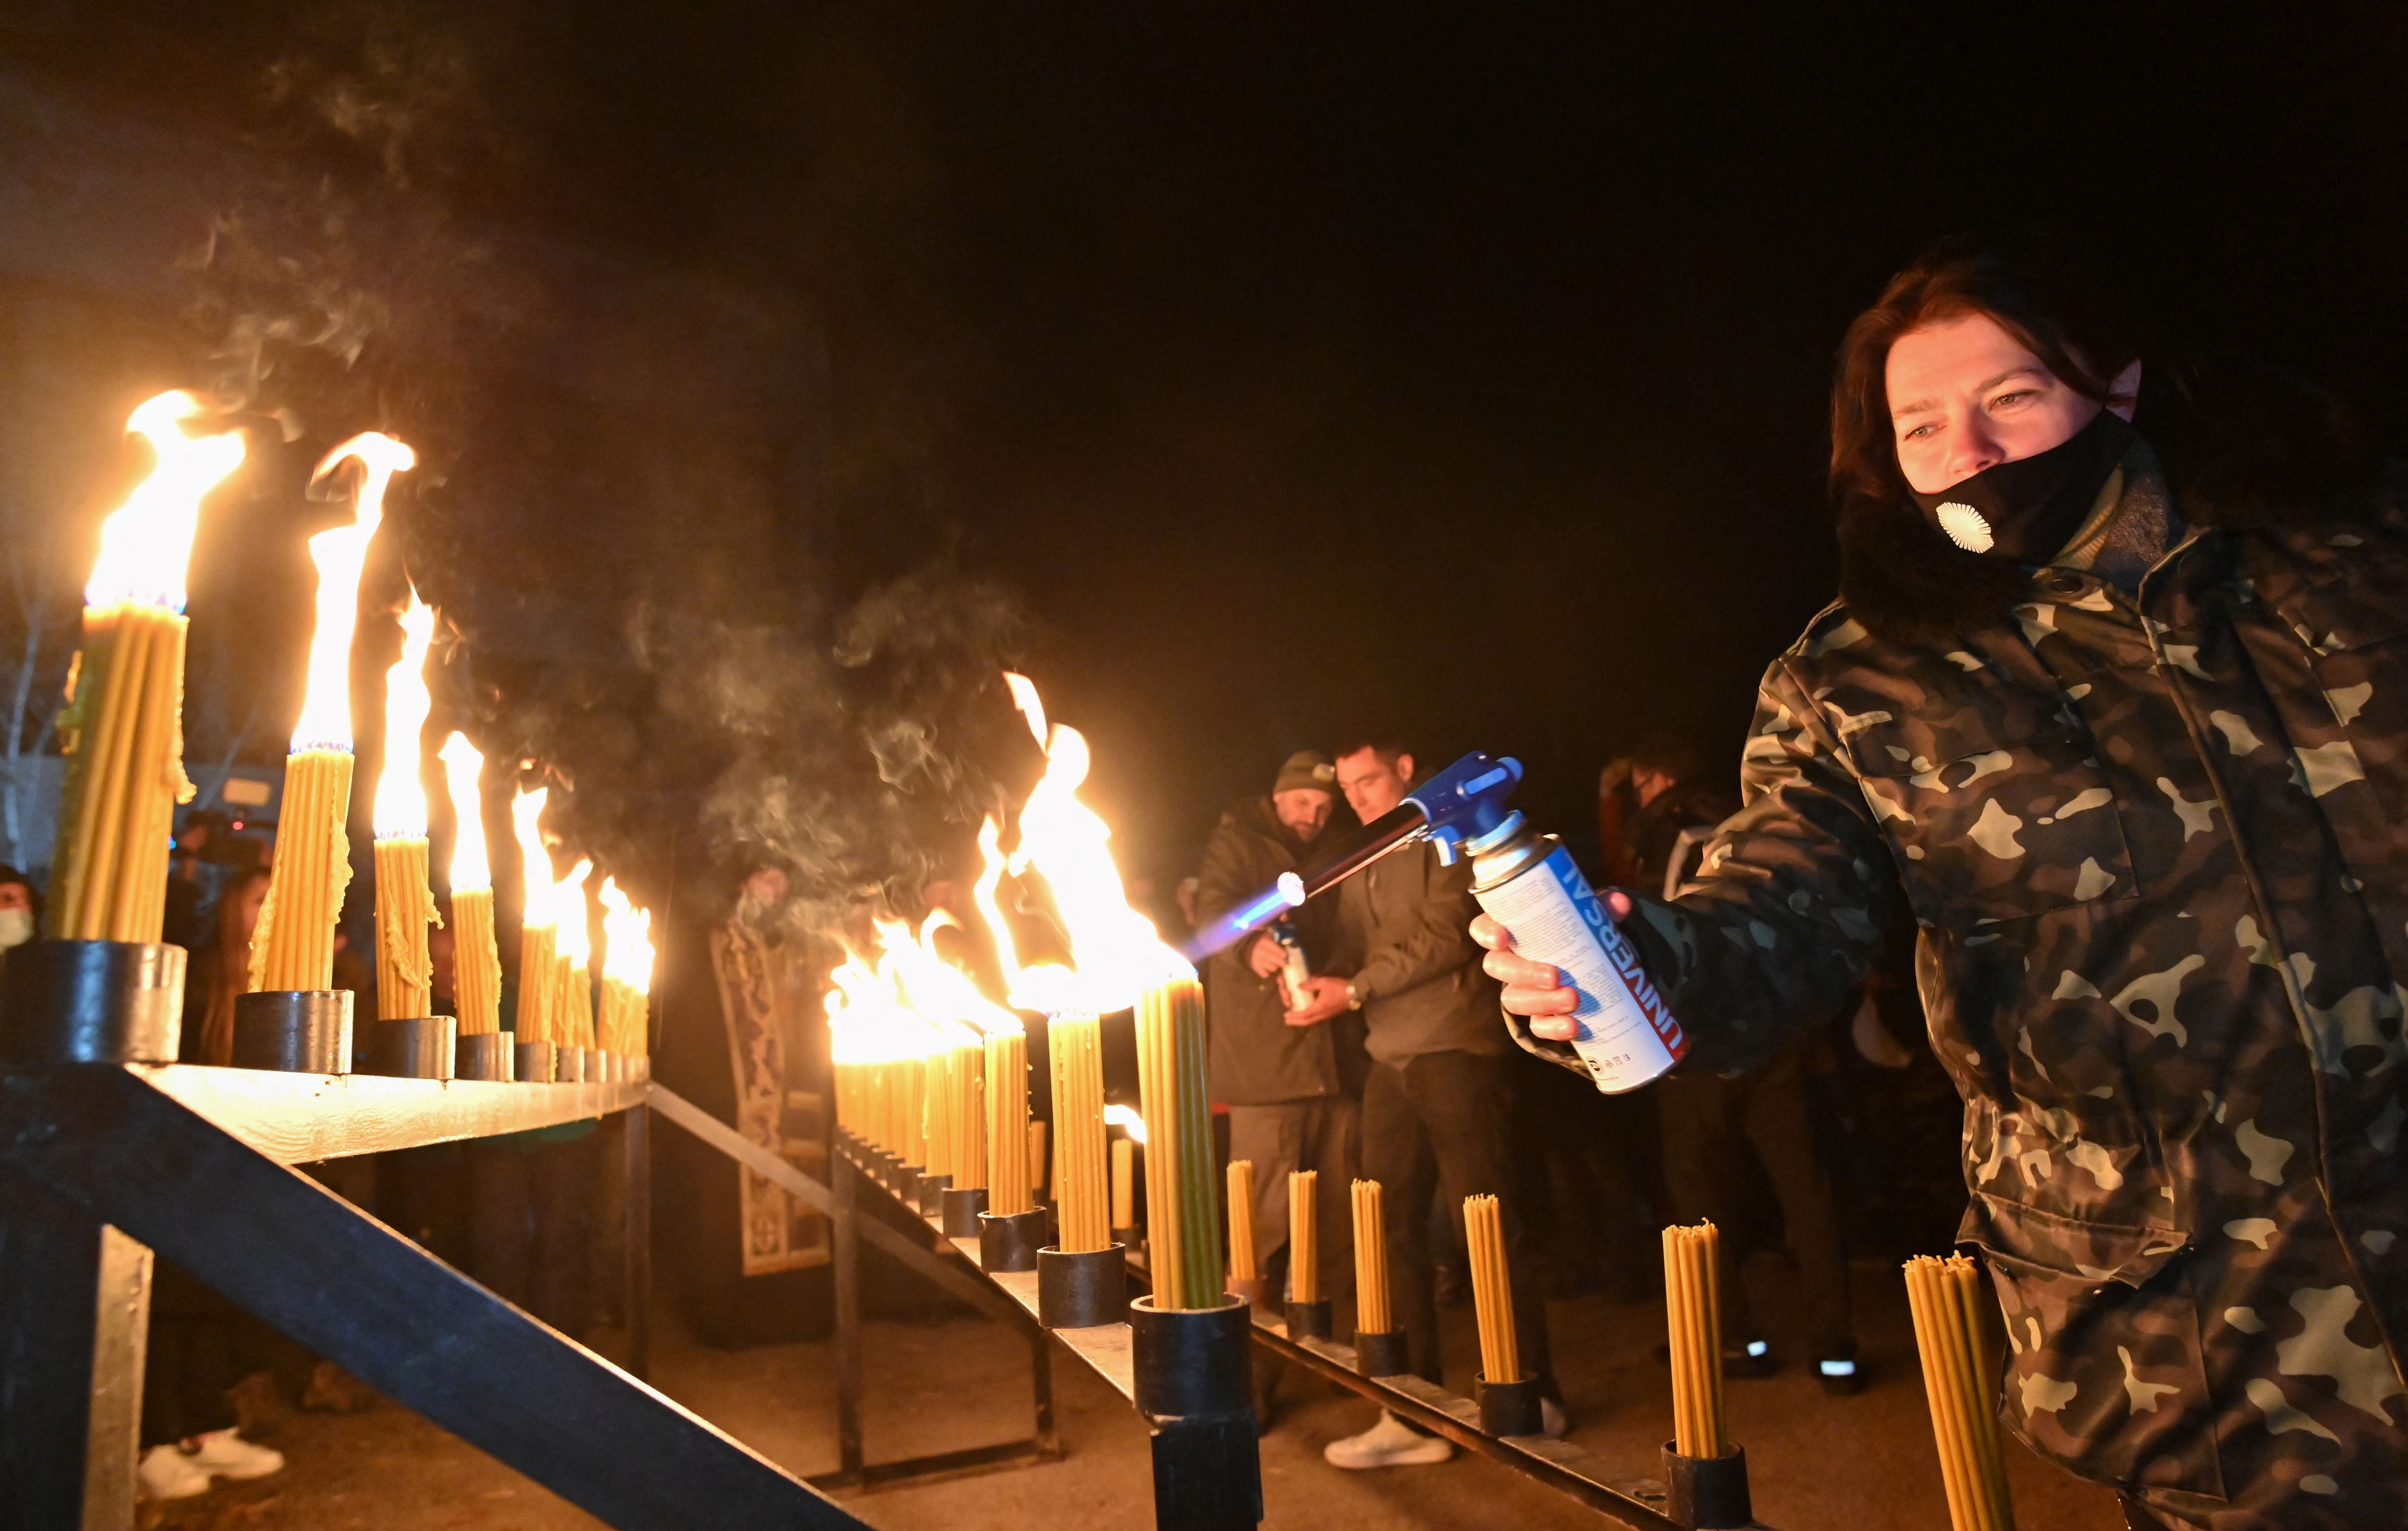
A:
1345,981,1363,1012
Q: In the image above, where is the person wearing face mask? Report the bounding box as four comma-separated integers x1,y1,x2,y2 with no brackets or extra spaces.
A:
1197,751,1363,1318
1478,236,2408,1530
0,866,39,954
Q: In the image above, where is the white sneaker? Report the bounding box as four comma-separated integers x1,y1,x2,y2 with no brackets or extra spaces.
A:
1323,1410,1454,1469
187,1428,285,1481
136,1445,212,1502
1541,1396,1570,1439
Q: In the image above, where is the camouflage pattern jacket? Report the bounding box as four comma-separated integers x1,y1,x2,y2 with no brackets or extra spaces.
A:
1520,401,2408,1527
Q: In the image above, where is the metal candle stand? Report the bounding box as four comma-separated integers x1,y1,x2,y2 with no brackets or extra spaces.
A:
363,1016,456,1080
455,1031,515,1081
1129,1296,1264,1531
513,1039,557,1082
1661,1442,1752,1529
978,1209,1047,1273
1352,1328,1410,1378
1035,1244,1126,1328
231,990,353,1074
0,939,186,1066
1476,1372,1543,1437
941,1184,989,1238
1283,1298,1332,1341
917,1172,950,1217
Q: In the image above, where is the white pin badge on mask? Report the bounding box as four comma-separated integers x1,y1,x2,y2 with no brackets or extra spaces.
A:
1936,502,1994,554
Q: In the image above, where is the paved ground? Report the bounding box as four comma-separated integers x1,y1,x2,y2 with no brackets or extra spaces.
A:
145,1256,2130,1531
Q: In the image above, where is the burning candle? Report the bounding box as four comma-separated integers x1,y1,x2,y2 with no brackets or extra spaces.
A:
1351,1179,1392,1334
598,877,654,1060
1137,975,1221,1310
985,1027,1033,1215
48,394,242,944
1289,1170,1320,1303
441,734,502,1033
1112,1133,1136,1233
948,1028,986,1189
510,786,556,1048
1467,1194,1519,1385
371,596,438,1020
251,434,412,993
553,860,595,1049
1226,1160,1258,1285
1049,1014,1111,1251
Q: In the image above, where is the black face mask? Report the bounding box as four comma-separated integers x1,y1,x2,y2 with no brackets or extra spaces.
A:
1910,407,2134,563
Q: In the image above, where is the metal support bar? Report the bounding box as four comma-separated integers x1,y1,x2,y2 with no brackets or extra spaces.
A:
0,1169,130,1531
0,1066,870,1531
643,1085,1057,1493
622,1101,652,1383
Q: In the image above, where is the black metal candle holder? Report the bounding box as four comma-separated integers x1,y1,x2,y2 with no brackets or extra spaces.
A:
579,1047,603,1081
1353,1329,1410,1378
917,1172,950,1218
455,1031,515,1081
978,1208,1047,1273
0,939,185,1066
1128,1295,1263,1529
230,989,352,1074
1036,1244,1125,1328
1661,1442,1751,1529
556,1047,586,1082
1284,1298,1333,1340
1476,1372,1543,1437
941,1185,989,1238
513,1039,556,1083
363,1015,456,1080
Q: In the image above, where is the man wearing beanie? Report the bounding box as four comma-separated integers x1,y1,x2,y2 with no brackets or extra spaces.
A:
1196,750,1364,1316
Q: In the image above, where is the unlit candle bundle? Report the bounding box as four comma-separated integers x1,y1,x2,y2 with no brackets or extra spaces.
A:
48,395,240,945
1664,1221,1728,1459
1352,1180,1391,1335
1137,975,1221,1309
1226,1160,1258,1284
1049,1015,1111,1250
986,1028,1033,1214
1028,1119,1050,1203
442,734,502,1033
1906,1254,2016,1531
1466,1194,1518,1383
1290,1170,1320,1303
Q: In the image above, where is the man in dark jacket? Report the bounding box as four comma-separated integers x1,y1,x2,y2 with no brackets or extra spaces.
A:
1293,739,1563,1468
1484,240,2408,1529
1197,750,1362,1306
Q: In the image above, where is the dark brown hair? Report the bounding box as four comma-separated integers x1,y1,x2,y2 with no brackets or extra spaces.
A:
1829,235,2139,517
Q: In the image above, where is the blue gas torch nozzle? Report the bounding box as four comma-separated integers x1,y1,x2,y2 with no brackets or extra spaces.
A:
1179,751,1524,962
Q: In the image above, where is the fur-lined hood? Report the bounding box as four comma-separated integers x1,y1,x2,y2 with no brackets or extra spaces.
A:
1837,353,2387,646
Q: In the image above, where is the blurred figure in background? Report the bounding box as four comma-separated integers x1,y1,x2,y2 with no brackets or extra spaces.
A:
183,866,271,1068
1198,751,1364,1309
0,863,40,953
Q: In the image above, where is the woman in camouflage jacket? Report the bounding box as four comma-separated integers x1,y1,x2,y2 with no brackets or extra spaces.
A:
1483,241,2408,1529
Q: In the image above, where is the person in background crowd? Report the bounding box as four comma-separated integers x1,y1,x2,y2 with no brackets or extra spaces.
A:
1198,751,1365,1312
1622,737,1862,1392
184,866,271,1068
164,807,231,954
0,863,40,953
1482,236,2408,1530
1291,738,1565,1467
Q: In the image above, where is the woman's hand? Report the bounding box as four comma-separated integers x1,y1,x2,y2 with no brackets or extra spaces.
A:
1471,893,1635,1042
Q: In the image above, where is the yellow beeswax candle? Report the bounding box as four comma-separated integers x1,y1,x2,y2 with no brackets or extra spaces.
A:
1227,1160,1258,1284
986,1028,1032,1215
1049,1014,1111,1252
49,395,238,945
1290,1170,1320,1303
1352,1180,1392,1335
1137,975,1220,1310
442,733,502,1033
1113,1135,1136,1233
370,597,438,1019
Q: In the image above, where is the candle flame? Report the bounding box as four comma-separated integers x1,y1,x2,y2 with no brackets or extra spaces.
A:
439,733,490,892
598,877,654,991
1002,671,1048,748
553,858,593,965
977,673,1189,1017
371,594,435,839
86,392,245,613
294,433,415,751
512,785,552,929
824,940,945,1065
1104,1103,1147,1144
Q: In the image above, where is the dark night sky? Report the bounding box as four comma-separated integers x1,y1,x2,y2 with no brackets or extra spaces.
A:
6,4,2408,909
